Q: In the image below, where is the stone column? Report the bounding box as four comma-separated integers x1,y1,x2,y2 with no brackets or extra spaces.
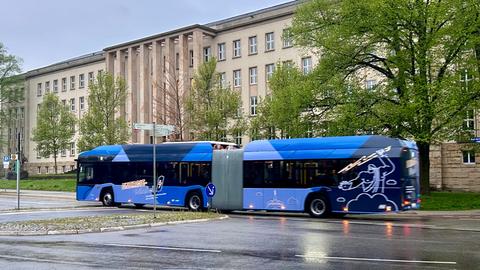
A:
164,37,176,127
115,50,126,119
152,40,161,124
139,44,150,143
192,31,203,70
106,52,115,74
127,47,138,143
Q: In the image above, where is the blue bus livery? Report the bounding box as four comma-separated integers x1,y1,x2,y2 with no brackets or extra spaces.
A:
76,136,420,217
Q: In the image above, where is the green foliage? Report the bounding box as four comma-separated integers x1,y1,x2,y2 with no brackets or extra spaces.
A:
0,179,76,192
32,93,76,174
78,72,128,151
257,0,480,194
186,59,245,141
421,192,480,210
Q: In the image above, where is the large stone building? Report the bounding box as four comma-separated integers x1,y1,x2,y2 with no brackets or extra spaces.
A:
5,1,480,191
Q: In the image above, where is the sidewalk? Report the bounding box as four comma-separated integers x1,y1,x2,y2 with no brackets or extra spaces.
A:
0,189,75,199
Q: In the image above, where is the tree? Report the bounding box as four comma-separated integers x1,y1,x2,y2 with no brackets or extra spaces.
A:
260,0,480,194
32,93,76,174
78,72,128,151
0,43,24,149
186,59,245,141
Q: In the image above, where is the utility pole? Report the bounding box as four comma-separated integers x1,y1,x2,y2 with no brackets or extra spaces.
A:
152,122,157,219
16,132,20,210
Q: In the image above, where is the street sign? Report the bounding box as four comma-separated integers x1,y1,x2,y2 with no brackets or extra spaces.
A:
133,123,175,137
3,156,10,163
3,163,9,169
206,183,216,198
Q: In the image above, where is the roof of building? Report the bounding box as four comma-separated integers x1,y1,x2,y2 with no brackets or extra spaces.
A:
25,51,105,78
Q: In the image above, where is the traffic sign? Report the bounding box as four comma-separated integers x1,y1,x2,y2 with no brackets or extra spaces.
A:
3,156,10,162
206,183,216,197
133,123,175,137
3,163,9,169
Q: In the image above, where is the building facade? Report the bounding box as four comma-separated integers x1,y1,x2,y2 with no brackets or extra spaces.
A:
8,1,480,191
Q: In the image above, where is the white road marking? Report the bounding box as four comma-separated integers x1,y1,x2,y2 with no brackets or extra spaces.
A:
295,255,457,265
104,243,222,253
0,254,100,267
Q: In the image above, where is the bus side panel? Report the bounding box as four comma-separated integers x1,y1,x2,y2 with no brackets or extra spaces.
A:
328,187,402,213
76,184,110,201
262,188,308,211
111,185,206,207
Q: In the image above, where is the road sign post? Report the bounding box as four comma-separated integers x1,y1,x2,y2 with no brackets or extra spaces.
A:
16,132,21,210
153,122,157,219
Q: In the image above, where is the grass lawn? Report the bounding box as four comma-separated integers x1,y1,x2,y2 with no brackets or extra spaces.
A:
0,179,76,192
420,192,480,211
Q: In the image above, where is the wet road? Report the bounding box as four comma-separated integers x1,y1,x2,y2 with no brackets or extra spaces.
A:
0,190,97,210
0,213,478,269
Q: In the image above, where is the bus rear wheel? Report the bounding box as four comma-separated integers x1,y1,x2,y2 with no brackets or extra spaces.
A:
186,192,203,211
101,189,115,207
307,195,330,218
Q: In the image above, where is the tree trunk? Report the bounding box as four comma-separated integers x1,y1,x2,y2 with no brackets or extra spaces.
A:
417,141,430,195
54,154,57,175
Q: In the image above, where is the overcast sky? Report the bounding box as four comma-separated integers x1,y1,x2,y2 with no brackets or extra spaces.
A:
1,0,292,71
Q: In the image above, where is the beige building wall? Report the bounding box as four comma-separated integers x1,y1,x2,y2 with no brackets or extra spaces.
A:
25,54,105,174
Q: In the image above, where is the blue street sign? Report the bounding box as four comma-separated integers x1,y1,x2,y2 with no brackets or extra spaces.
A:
206,183,216,198
3,156,10,162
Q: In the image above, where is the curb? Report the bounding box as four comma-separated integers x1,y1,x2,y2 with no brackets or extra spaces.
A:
0,215,229,236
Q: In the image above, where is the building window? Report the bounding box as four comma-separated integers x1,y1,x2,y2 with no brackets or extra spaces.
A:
37,167,41,174
46,167,49,174
249,67,258,85
70,142,76,157
70,98,75,112
62,78,67,92
79,74,85,88
235,132,243,146
463,150,475,164
61,148,66,157
37,83,42,96
233,40,241,58
302,57,312,74
266,64,275,81
283,29,293,48
88,72,94,84
62,165,66,173
37,104,41,115
79,96,85,111
366,79,377,90
233,70,241,87
45,81,50,93
265,32,275,51
70,76,75,90
217,43,226,61
248,36,257,55
250,96,258,116
218,72,226,88
61,99,66,108
70,165,75,171
176,53,180,70
203,47,211,62
464,109,475,130
189,50,194,67
53,80,58,93
460,69,474,91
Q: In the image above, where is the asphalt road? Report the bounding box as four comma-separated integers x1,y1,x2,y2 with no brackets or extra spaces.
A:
0,212,478,269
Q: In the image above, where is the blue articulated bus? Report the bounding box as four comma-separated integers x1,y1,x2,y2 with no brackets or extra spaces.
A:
77,135,420,217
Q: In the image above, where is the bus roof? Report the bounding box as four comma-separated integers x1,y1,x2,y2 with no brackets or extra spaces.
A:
78,142,215,162
244,135,416,161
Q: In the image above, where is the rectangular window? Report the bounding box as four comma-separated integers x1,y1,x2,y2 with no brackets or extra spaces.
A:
45,81,50,93
464,109,475,130
265,32,275,51
233,70,241,87
176,53,180,70
203,47,211,62
250,96,258,116
249,67,258,85
283,29,293,48
62,78,67,92
460,69,474,91
266,64,275,81
463,151,475,164
302,57,312,74
70,98,75,112
217,43,226,61
366,79,377,90
248,36,257,55
233,40,241,58
189,50,194,67
61,148,66,157
37,83,42,96
79,74,85,88
70,76,75,90
62,99,66,107
219,72,227,88
37,167,41,173
79,96,85,111
37,104,41,115
53,80,58,93
70,142,76,157
88,72,94,84
235,132,243,146
46,167,49,174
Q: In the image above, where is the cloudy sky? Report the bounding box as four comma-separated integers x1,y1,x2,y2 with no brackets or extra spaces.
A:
1,0,291,71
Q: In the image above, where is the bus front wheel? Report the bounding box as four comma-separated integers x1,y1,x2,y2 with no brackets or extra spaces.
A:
101,189,115,207
186,192,203,211
306,195,330,218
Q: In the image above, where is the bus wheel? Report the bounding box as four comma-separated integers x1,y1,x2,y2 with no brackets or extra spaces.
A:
186,192,203,211
134,204,145,209
101,189,115,207
307,195,330,218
